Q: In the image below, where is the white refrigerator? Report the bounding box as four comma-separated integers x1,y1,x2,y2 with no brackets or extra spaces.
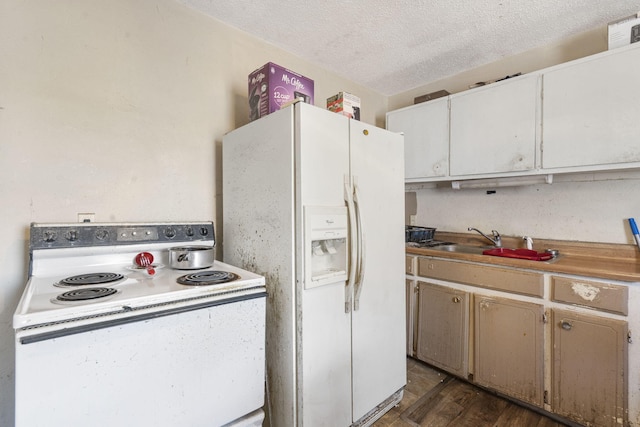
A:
222,102,406,427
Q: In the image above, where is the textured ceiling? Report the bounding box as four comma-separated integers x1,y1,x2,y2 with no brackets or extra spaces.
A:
178,0,639,95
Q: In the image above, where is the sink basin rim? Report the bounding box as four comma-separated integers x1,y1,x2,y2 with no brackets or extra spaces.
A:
427,244,561,263
428,244,494,255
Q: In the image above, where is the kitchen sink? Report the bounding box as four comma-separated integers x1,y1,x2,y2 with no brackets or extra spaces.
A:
428,244,493,255
428,244,560,263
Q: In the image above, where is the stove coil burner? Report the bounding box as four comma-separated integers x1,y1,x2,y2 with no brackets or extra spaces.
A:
58,272,125,287
56,287,118,302
177,271,239,286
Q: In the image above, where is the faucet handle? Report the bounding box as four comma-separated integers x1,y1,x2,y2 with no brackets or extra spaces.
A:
491,230,502,246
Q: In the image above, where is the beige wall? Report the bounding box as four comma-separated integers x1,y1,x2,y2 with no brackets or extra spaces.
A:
404,171,640,244
0,1,387,423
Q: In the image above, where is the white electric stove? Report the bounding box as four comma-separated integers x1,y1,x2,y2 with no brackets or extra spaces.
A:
14,221,267,427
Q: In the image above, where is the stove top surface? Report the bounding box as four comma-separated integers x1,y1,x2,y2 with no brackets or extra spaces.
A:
14,222,266,331
15,257,264,330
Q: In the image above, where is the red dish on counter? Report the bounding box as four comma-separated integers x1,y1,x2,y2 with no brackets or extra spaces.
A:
482,248,554,261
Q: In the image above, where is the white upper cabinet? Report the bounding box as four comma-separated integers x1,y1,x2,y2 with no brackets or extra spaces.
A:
542,45,640,170
449,74,540,177
386,43,640,183
386,97,449,181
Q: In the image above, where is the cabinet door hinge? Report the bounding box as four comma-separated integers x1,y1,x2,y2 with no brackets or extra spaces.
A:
542,311,548,324
628,330,632,344
543,390,549,404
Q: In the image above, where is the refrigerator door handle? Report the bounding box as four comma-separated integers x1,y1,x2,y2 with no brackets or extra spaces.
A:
353,181,365,311
344,176,357,313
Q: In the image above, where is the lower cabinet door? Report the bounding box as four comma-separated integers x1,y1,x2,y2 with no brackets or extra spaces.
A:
474,295,544,407
416,281,469,377
552,309,627,427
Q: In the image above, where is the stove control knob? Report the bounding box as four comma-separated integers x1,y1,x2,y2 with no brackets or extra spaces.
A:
65,230,78,242
95,229,109,241
164,227,176,239
199,227,209,236
43,231,57,243
186,227,194,237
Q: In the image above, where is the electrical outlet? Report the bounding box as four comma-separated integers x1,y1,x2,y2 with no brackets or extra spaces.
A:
78,213,95,223
410,215,417,226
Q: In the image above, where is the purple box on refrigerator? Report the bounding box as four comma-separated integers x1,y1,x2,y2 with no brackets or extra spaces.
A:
248,62,314,121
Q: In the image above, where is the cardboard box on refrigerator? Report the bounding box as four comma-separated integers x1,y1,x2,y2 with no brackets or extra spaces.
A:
327,92,361,120
608,12,640,50
248,62,314,121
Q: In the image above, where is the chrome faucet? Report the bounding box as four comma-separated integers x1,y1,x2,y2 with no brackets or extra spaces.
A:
468,227,502,247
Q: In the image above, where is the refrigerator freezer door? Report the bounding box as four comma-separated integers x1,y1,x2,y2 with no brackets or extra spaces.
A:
297,103,353,426
349,120,407,422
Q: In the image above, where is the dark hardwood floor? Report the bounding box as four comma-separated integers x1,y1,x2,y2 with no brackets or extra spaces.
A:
374,358,568,427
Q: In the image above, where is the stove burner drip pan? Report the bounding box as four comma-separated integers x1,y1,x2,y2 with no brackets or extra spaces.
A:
59,272,125,286
177,271,239,286
56,287,118,302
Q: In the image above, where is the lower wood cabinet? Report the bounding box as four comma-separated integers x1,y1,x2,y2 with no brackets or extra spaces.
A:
474,296,545,407
552,309,628,427
416,281,469,377
409,254,632,426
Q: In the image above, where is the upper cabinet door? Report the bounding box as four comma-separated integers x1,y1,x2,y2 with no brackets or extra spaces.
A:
449,74,540,176
386,97,449,181
542,45,640,170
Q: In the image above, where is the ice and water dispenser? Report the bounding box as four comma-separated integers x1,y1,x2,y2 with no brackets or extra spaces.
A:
304,206,349,289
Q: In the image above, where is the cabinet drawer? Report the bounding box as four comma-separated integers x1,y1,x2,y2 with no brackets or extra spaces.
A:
418,258,543,297
406,255,416,274
551,276,628,315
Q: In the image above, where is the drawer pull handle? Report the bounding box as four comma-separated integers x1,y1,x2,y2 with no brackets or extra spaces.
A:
452,296,461,303
561,320,573,331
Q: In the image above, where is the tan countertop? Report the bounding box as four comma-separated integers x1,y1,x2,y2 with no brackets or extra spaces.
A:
406,231,640,283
